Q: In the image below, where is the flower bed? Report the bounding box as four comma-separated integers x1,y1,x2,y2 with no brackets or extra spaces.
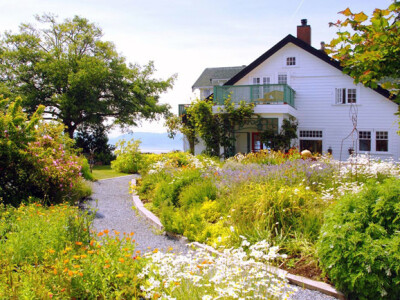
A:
0,203,295,299
135,150,400,298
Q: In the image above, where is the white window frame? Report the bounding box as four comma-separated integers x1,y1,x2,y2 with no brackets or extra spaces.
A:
335,87,358,104
286,56,296,66
299,129,324,153
375,131,389,152
358,129,390,153
277,73,288,85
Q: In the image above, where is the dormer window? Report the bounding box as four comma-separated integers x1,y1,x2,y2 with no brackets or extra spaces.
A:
286,57,296,66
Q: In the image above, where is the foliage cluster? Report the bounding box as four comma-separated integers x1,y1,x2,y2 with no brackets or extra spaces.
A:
318,178,400,299
327,2,400,101
0,98,91,206
0,203,147,299
111,139,142,173
0,203,295,299
136,151,400,292
0,14,175,138
260,116,298,151
75,125,116,165
167,98,255,157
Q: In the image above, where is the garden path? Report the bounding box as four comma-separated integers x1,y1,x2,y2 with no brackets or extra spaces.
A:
87,175,336,300
86,175,188,254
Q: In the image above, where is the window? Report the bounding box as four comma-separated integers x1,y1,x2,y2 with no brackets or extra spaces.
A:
359,131,371,151
299,130,323,153
278,74,287,84
300,130,323,138
286,57,296,66
376,131,388,152
335,88,357,104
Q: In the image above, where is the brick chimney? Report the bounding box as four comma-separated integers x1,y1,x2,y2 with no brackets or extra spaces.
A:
297,19,311,45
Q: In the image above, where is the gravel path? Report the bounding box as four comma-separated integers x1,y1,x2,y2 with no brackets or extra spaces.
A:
86,175,338,300
86,175,187,254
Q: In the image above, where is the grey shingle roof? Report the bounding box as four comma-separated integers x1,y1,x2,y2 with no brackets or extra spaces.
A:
192,66,246,90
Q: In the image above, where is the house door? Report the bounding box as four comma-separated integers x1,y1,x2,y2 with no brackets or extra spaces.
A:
252,132,263,152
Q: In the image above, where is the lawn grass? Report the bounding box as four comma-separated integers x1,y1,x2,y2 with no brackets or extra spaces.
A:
91,165,130,180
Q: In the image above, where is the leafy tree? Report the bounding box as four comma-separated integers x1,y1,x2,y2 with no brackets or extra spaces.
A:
165,113,197,155
260,116,298,151
75,124,116,165
166,98,254,157
327,2,400,100
0,14,175,138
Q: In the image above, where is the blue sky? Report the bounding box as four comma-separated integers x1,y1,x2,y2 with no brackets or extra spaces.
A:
0,0,392,134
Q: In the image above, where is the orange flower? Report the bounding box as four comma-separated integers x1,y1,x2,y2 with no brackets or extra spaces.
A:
130,232,135,236
136,250,141,254
153,248,159,253
97,232,104,237
114,230,120,235
79,272,83,277
90,240,95,246
53,269,58,275
68,271,74,276
73,265,80,269
118,258,125,263
75,242,82,246
104,264,110,269
48,249,55,254
104,229,109,234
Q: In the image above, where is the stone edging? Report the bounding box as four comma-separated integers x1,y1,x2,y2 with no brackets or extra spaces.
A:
131,179,346,300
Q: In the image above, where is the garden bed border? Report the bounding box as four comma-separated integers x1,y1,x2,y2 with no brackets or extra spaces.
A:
131,179,346,300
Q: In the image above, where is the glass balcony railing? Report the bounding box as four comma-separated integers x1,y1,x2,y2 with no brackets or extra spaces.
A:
213,84,295,108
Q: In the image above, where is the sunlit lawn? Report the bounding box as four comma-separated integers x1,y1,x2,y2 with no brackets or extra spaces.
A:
92,165,130,180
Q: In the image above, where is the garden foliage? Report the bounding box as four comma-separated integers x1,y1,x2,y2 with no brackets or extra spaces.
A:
318,178,400,299
0,97,91,206
111,138,143,173
0,202,294,299
136,150,400,293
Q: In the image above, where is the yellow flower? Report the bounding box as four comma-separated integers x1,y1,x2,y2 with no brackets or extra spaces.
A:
73,265,80,269
116,273,124,278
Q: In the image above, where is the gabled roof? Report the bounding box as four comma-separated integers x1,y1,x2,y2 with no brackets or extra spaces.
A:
192,66,246,90
224,34,393,101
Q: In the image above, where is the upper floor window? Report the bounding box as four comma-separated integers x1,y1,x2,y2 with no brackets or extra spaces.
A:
335,88,357,104
278,74,287,84
286,57,296,66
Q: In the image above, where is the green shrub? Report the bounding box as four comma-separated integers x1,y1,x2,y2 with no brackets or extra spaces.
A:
0,98,91,206
0,203,92,265
111,139,142,173
152,169,202,208
81,157,94,181
178,179,217,208
0,204,147,299
317,178,400,299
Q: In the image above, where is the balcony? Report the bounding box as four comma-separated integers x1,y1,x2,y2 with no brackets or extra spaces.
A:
213,84,295,108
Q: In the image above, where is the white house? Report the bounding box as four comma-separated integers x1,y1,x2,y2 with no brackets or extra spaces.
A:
181,19,400,161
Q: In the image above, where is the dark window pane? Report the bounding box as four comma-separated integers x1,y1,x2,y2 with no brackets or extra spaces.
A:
300,140,322,153
359,139,371,151
376,140,388,152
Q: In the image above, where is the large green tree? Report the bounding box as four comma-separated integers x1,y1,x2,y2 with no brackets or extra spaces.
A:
327,1,400,100
0,14,175,138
